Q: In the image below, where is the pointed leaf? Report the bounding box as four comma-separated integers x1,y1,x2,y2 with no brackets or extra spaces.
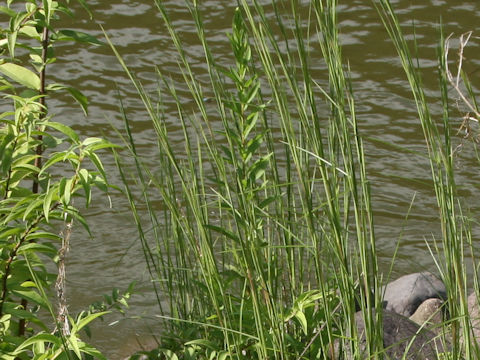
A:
55,29,104,46
23,197,43,221
63,177,73,205
43,122,79,144
204,224,239,243
86,151,107,180
295,311,308,335
75,311,109,332
19,25,41,40
0,6,16,17
25,231,62,242
11,289,48,308
0,63,40,90
12,333,62,353
65,86,88,115
38,152,66,178
78,168,91,207
43,185,57,222
42,0,52,25
67,335,82,359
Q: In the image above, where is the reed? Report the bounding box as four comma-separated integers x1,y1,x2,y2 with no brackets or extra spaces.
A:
112,0,479,359
377,0,480,358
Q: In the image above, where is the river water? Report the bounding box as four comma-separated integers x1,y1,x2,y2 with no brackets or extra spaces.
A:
26,0,480,358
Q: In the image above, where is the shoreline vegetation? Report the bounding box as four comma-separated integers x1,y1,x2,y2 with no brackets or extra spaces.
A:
2,0,480,359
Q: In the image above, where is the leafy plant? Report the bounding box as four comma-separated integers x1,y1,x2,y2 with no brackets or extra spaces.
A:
0,1,121,359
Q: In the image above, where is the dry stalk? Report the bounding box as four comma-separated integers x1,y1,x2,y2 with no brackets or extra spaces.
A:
445,31,480,147
445,33,480,117
55,215,72,336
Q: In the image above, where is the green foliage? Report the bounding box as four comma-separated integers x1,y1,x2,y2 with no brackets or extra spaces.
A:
113,1,373,359
88,283,135,316
0,1,122,359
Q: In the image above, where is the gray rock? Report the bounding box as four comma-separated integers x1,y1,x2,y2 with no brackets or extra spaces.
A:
409,298,444,333
352,309,447,360
468,292,480,345
383,272,446,317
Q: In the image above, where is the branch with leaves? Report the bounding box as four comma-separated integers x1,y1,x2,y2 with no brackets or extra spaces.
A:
0,1,124,359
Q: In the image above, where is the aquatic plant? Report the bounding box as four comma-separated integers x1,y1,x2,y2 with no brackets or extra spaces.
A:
377,0,480,358
112,0,383,358
113,0,480,359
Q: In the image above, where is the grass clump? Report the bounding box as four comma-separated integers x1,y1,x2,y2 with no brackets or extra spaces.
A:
112,0,480,359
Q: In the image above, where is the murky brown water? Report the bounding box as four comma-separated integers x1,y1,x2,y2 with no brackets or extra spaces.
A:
22,0,480,358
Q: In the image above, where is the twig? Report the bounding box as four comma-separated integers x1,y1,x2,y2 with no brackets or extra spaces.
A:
445,31,480,121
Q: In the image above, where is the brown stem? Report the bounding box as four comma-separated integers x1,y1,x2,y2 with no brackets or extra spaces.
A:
19,23,50,337
32,26,49,194
17,299,28,336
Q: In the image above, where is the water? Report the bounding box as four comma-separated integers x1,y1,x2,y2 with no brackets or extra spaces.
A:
20,0,480,358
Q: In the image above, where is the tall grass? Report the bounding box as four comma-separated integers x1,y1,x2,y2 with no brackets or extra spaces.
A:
377,1,480,358
110,0,479,359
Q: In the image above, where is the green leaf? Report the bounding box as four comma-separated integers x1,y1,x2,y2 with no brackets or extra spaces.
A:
0,141,14,175
11,289,48,309
74,311,110,333
65,86,88,116
38,152,66,178
81,137,102,146
295,311,308,335
258,195,277,209
83,138,120,151
25,231,62,242
67,334,82,359
76,344,107,360
7,32,17,59
86,151,107,180
40,151,79,176
55,29,104,46
2,301,37,320
204,224,239,243
185,339,218,351
0,63,40,90
12,163,40,174
0,6,16,17
78,168,91,207
66,207,91,235
244,133,264,163
248,153,272,181
63,177,74,206
159,349,179,360
184,347,197,360
18,243,57,255
43,122,79,144
217,351,230,360
23,197,43,221
19,25,41,40
33,340,46,357
42,0,52,25
12,333,63,354
43,185,58,222
0,226,24,240
243,112,259,139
